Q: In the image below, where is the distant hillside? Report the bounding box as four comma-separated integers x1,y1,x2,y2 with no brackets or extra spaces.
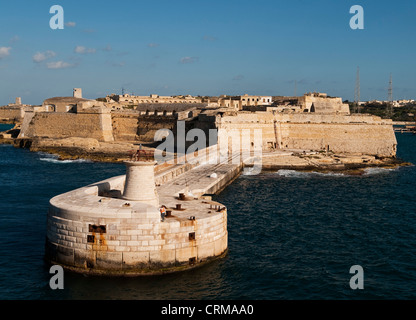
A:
348,102,416,121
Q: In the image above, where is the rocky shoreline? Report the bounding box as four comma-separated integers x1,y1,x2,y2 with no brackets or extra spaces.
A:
257,150,411,175
0,125,412,175
259,159,410,176
0,140,411,177
1,135,140,163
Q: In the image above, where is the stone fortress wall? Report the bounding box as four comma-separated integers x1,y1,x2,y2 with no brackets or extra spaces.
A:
111,112,178,142
275,114,397,156
300,93,350,113
17,107,195,144
214,112,397,157
19,108,114,142
0,97,29,122
272,92,350,114
2,89,398,159
0,106,24,122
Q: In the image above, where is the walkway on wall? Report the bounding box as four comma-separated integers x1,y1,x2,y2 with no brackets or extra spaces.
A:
156,151,243,208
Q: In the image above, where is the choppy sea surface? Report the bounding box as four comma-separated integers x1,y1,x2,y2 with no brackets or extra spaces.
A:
0,123,415,300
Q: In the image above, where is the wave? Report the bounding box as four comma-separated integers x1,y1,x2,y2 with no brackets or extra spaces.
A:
38,153,92,164
39,158,92,164
40,158,92,164
275,169,346,178
274,167,400,178
242,168,262,176
362,167,398,175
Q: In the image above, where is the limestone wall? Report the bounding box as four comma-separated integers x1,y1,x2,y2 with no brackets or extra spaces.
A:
0,106,24,122
278,122,397,156
20,111,114,142
216,112,397,157
217,112,277,150
111,113,140,141
46,207,228,273
302,95,350,113
112,112,178,142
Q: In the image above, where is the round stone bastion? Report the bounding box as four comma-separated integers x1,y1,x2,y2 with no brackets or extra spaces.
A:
45,160,228,276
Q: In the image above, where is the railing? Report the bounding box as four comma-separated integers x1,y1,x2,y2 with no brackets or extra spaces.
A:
128,149,154,161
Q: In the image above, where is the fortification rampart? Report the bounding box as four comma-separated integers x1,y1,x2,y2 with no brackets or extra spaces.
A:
111,112,178,142
19,111,114,142
216,112,397,157
278,122,396,156
0,106,25,122
15,101,398,159
301,95,350,113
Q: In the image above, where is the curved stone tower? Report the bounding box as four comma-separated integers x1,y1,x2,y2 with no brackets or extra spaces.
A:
122,161,158,207
45,159,228,276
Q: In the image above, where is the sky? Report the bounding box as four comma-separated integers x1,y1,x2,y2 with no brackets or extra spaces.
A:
1,0,416,105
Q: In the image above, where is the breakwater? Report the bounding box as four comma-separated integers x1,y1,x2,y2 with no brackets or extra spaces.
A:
45,146,242,275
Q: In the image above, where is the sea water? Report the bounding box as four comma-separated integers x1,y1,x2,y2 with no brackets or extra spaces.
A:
0,123,415,300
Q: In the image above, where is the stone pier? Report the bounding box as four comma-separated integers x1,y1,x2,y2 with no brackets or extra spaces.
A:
45,147,240,275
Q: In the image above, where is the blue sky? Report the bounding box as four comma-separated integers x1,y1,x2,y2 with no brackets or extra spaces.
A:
1,0,416,105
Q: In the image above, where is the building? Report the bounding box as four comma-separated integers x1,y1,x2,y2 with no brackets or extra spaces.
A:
273,93,350,114
218,94,272,110
106,94,203,106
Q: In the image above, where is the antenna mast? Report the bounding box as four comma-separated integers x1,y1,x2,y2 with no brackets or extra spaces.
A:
354,66,360,113
388,73,393,102
387,73,393,118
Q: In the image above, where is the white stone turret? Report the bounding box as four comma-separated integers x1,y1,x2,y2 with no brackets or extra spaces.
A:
122,161,159,207
73,88,82,98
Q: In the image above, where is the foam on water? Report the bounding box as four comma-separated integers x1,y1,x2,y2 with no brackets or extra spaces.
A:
38,152,92,164
275,169,346,178
242,168,257,176
39,158,92,164
362,167,397,175
274,167,401,178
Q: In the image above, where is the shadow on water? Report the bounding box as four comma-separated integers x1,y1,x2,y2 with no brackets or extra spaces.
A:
40,256,232,300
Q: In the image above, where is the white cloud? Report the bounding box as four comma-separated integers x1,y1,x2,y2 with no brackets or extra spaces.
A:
46,61,74,69
0,47,11,59
147,43,159,48
33,50,56,63
65,21,76,27
180,56,199,64
74,46,96,54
